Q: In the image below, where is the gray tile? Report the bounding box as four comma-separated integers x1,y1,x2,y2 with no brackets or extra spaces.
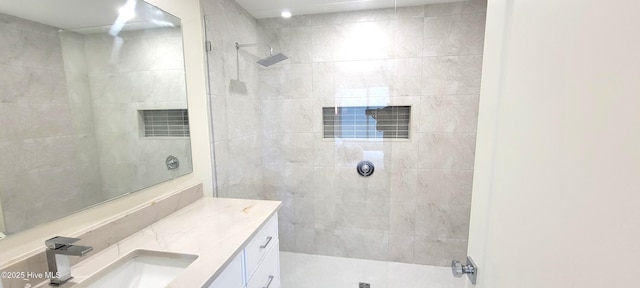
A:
415,203,471,239
417,169,474,205
419,95,480,133
417,133,477,169
414,237,467,267
421,56,483,95
424,13,487,56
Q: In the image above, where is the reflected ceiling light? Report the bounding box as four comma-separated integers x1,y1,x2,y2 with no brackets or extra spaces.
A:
281,10,292,18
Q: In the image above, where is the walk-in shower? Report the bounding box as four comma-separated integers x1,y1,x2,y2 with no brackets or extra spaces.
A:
235,42,288,67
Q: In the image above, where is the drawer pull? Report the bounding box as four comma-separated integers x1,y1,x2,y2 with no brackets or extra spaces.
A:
263,275,274,288
259,236,273,249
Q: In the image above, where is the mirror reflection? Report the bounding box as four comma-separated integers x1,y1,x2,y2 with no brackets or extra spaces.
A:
0,0,192,236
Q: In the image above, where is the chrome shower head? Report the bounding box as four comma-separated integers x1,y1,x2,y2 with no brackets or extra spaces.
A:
257,53,288,67
236,42,288,67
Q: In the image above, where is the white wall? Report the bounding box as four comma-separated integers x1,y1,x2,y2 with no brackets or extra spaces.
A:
468,0,640,287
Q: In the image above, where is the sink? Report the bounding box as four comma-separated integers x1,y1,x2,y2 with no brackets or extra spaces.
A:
75,250,198,288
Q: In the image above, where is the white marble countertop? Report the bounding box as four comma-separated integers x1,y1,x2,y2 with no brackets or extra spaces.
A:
44,197,281,288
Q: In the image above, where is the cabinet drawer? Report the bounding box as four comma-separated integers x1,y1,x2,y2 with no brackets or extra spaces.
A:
207,251,244,288
245,214,279,278
247,239,280,288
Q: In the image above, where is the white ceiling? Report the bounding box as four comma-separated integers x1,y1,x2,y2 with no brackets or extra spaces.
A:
235,0,466,19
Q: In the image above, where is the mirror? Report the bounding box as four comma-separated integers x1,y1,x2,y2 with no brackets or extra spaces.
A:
0,0,192,236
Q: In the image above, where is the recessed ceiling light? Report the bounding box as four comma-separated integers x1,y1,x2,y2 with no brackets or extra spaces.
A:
281,11,292,18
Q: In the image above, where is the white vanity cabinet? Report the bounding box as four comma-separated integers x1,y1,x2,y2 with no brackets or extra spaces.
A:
208,214,280,288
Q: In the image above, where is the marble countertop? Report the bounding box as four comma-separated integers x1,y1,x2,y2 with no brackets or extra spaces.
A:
44,197,281,288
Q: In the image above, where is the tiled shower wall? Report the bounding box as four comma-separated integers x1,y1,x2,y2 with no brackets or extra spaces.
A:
0,13,103,233
256,0,486,266
203,0,264,199
81,28,192,198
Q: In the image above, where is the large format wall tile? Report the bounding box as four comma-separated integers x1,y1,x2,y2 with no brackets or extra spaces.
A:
422,55,483,95
206,0,486,265
424,13,487,57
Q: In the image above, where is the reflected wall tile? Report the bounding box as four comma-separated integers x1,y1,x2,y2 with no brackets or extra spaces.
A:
414,237,467,266
417,133,477,169
421,56,483,95
419,95,480,133
415,203,471,239
424,13,486,57
394,18,424,58
416,169,473,205
0,66,68,104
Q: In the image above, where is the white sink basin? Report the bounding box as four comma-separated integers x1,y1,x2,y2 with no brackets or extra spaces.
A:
76,250,198,288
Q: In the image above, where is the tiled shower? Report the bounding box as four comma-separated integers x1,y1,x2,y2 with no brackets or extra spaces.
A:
205,0,486,267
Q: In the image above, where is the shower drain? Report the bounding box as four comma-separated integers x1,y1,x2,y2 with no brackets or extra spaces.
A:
359,283,371,288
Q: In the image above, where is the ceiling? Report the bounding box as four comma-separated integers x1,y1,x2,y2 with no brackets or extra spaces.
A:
235,0,465,19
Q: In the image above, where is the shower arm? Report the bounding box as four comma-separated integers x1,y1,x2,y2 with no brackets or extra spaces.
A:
235,42,274,56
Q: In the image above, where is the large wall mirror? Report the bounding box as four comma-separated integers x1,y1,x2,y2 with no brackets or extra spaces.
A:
0,0,192,237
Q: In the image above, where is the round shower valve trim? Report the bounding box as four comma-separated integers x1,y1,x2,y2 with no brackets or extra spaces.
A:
357,161,375,177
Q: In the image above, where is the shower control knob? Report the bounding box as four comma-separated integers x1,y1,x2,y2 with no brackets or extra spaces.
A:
356,161,375,177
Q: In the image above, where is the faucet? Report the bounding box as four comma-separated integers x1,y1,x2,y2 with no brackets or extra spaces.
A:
45,236,93,285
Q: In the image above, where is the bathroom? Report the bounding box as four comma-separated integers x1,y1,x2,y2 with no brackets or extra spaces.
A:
1,0,639,288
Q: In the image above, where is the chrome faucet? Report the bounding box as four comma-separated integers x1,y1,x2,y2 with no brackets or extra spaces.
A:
45,236,93,285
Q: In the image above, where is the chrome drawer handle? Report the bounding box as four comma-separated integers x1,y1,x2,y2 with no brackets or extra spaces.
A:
262,275,274,288
259,236,273,249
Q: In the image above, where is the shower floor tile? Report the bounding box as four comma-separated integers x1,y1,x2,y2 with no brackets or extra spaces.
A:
280,252,465,288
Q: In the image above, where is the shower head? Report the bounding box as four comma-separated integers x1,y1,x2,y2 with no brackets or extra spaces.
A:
257,53,288,67
236,42,288,67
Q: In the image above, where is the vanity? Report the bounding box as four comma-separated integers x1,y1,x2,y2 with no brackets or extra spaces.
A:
33,197,281,288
